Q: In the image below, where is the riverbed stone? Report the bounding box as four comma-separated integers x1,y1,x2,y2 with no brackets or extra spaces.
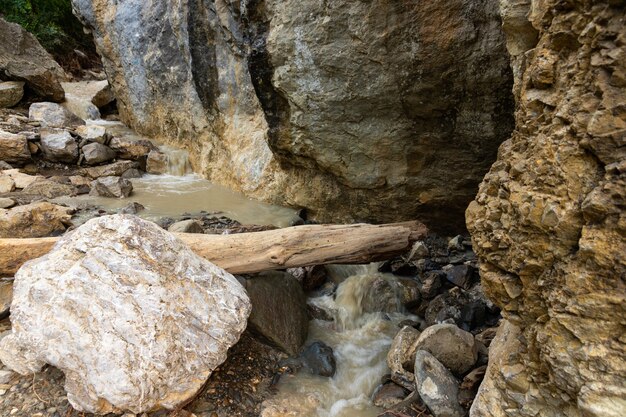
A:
0,81,24,108
0,278,13,318
0,175,15,193
0,17,66,101
0,130,30,165
244,271,308,356
2,169,43,189
62,80,115,109
373,382,409,409
168,219,203,234
109,136,156,160
82,142,116,165
74,125,108,144
40,129,79,163
299,341,336,377
29,103,84,128
89,176,133,198
415,323,477,374
414,350,464,417
0,197,15,208
22,178,77,199
0,201,73,238
387,325,421,390
0,214,251,413
146,150,168,174
82,160,137,179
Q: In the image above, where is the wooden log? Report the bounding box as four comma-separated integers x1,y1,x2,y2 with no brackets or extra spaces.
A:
0,221,427,276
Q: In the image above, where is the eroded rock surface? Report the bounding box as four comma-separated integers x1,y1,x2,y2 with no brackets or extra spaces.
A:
71,0,513,232
0,215,251,414
467,1,626,416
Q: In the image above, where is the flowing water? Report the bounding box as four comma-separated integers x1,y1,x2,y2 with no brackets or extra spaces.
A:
263,264,416,417
55,120,300,227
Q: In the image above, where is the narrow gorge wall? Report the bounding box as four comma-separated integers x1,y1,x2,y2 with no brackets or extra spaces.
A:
70,0,514,231
467,1,625,416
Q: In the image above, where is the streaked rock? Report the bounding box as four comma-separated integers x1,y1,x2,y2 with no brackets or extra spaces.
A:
29,102,84,128
0,130,30,165
0,201,73,238
0,81,24,108
82,142,116,165
89,176,132,198
414,323,477,374
414,350,464,417
40,129,79,163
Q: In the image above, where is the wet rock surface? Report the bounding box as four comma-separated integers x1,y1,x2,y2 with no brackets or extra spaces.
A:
414,350,465,417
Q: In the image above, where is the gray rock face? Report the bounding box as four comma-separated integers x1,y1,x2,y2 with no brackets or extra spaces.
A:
0,215,251,413
71,0,514,232
414,350,465,417
40,129,79,163
90,176,132,198
29,102,84,128
244,271,308,356
415,323,478,374
0,17,66,101
0,130,30,165
0,81,24,108
82,142,116,165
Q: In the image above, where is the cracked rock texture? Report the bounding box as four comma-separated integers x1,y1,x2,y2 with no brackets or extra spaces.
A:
70,0,513,232
0,214,251,414
467,1,625,416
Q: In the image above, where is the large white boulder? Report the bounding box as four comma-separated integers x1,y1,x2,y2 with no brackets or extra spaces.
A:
0,215,251,414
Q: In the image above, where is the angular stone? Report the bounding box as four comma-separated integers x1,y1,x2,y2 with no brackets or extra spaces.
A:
62,80,115,108
74,125,108,144
0,197,15,209
408,241,430,261
445,264,476,290
29,102,84,128
0,215,251,413
373,382,409,409
0,278,12,318
22,178,77,199
82,142,117,165
0,81,24,108
168,219,203,234
82,160,137,179
387,325,421,390
2,169,43,189
244,271,308,355
0,201,73,238
419,270,446,299
0,175,15,193
146,150,168,174
414,350,464,417
109,136,157,160
415,323,477,374
90,176,133,198
299,341,336,377
40,129,79,163
0,130,30,165
0,17,66,101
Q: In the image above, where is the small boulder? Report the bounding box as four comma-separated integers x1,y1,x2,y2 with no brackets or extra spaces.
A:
82,143,116,165
74,125,108,144
286,265,328,291
299,341,336,377
29,102,84,128
414,350,464,417
373,382,409,409
414,323,477,374
0,215,251,413
387,325,421,390
361,275,404,313
146,150,168,174
419,270,446,299
109,136,157,160
2,169,41,189
90,176,133,198
0,130,30,165
62,80,114,108
244,271,308,356
0,81,24,108
118,202,145,215
444,264,476,290
0,197,15,209
168,219,204,234
0,175,15,193
82,160,137,179
121,168,143,179
0,17,66,101
40,129,79,163
448,235,465,252
408,241,430,261
22,178,77,199
0,201,73,238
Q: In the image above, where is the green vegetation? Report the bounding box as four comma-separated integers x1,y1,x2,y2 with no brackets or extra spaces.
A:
0,0,88,52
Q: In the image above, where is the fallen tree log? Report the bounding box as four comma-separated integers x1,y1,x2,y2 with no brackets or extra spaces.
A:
0,221,427,276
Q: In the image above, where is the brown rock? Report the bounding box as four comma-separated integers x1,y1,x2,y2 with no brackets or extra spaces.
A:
0,81,24,108
0,201,73,238
81,160,137,179
22,178,77,199
109,136,156,160
0,130,30,165
0,17,66,101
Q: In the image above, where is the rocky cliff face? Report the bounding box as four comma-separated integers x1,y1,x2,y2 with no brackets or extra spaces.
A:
70,0,513,231
467,1,625,416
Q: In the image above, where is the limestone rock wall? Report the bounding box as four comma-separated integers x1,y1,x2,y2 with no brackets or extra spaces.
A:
70,0,514,231
467,1,625,416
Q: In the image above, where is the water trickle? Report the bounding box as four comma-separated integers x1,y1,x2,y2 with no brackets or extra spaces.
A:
262,264,416,417
158,144,193,176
